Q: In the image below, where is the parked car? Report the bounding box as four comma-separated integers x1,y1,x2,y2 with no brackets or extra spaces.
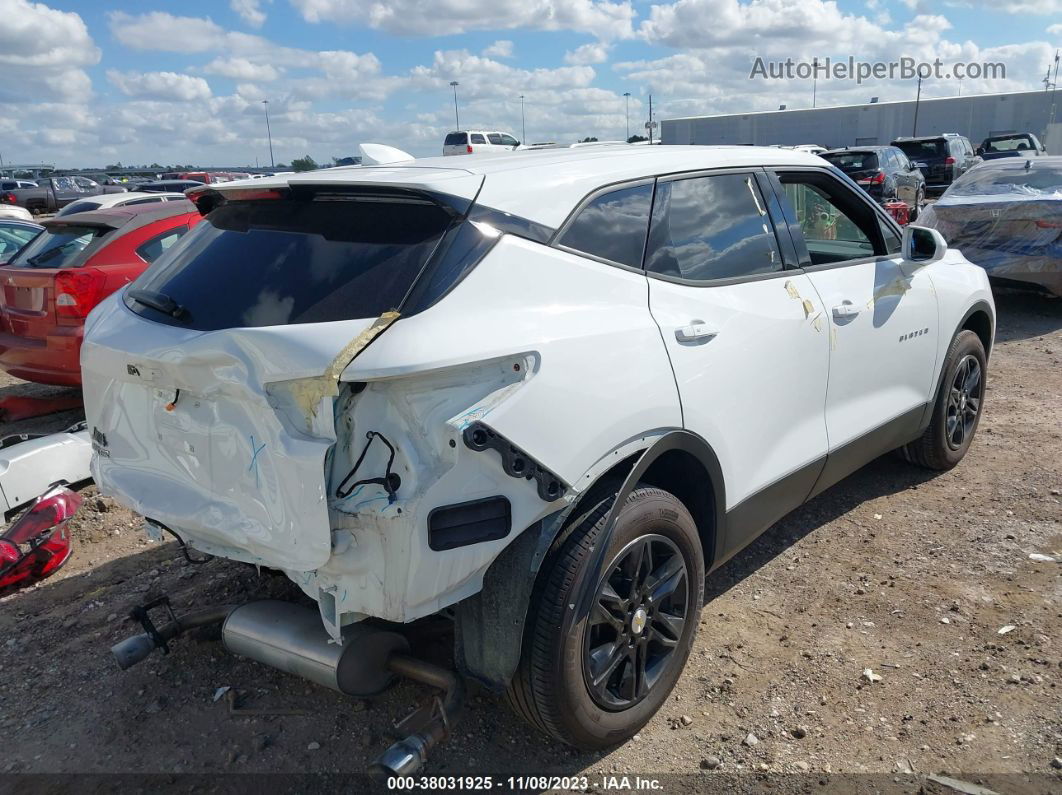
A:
0,219,43,262
88,147,993,771
0,180,38,191
976,133,1046,160
0,205,35,222
0,176,127,214
891,134,979,196
137,180,204,193
0,203,200,386
917,157,1062,297
821,146,926,219
791,144,827,156
58,192,191,217
443,130,521,155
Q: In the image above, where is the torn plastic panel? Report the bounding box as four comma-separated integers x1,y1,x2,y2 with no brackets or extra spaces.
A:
919,160,1062,297
462,421,565,501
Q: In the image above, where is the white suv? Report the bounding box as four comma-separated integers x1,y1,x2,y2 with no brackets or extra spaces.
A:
85,146,993,771
443,130,521,155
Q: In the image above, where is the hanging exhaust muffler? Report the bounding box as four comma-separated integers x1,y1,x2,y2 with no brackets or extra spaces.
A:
221,600,409,697
111,598,463,774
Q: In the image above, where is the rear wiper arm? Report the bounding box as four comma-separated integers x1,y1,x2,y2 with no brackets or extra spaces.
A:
128,289,189,320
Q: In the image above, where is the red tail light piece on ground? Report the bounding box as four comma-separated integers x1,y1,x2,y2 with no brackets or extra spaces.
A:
0,486,82,597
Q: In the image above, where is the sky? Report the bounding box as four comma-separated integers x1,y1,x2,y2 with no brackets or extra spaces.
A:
2,0,1060,167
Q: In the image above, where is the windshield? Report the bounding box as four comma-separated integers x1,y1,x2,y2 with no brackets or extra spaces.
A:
7,225,108,269
946,163,1062,198
822,152,878,171
894,140,946,160
126,196,454,331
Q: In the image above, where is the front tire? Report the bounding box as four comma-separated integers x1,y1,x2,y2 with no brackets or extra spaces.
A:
909,187,925,222
900,329,986,470
506,485,704,750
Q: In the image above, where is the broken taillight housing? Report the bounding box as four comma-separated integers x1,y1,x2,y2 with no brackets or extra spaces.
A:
0,486,82,596
55,268,107,322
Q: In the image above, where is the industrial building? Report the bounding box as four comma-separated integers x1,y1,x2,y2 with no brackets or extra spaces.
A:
661,89,1061,153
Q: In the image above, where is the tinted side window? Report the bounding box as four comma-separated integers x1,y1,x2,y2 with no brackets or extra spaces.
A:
470,134,486,144
557,183,653,268
136,226,188,263
498,134,519,146
645,174,780,282
487,133,504,145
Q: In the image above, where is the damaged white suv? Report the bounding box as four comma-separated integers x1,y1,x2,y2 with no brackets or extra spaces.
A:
83,146,994,766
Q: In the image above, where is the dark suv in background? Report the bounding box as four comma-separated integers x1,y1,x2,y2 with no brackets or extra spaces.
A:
891,134,979,196
821,145,926,220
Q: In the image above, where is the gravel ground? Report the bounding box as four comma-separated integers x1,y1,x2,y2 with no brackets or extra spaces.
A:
0,292,1059,793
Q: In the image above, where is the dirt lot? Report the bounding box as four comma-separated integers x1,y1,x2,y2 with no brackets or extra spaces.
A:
0,293,1059,793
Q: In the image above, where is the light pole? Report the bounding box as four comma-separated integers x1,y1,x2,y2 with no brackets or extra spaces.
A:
449,81,460,130
519,94,526,143
261,100,274,168
812,57,818,108
623,92,631,141
912,75,922,137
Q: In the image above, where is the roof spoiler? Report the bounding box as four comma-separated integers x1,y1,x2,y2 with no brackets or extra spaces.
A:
359,143,416,166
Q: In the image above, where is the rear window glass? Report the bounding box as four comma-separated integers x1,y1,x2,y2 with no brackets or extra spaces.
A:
126,197,453,331
948,163,1062,197
444,133,467,145
61,201,102,215
7,225,107,269
894,140,946,160
557,183,653,268
822,152,879,172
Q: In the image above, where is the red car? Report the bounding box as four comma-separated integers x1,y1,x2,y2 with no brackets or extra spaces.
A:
0,203,201,386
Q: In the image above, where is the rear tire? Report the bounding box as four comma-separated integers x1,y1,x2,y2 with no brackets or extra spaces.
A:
506,485,704,750
900,329,986,470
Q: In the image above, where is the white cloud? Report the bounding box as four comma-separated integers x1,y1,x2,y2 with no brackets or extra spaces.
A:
107,70,214,102
231,0,269,27
108,11,226,53
289,0,635,38
483,40,514,58
0,0,99,102
204,56,281,81
1048,23,1062,33
565,42,611,65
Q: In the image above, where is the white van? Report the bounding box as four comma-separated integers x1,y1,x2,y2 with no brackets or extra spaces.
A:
443,130,521,155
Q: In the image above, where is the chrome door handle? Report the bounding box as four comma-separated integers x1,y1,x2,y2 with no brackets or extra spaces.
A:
832,303,861,319
675,322,718,343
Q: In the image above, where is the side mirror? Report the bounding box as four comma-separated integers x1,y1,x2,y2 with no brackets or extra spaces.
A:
902,225,947,263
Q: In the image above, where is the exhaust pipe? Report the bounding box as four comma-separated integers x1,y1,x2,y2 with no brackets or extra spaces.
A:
371,654,465,777
111,605,236,670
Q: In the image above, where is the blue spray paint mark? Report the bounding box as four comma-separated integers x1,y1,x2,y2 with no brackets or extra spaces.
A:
248,435,266,488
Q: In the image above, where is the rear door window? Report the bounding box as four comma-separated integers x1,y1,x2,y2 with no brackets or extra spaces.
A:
470,134,486,144
126,195,453,330
645,173,780,282
136,226,188,263
556,183,653,268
